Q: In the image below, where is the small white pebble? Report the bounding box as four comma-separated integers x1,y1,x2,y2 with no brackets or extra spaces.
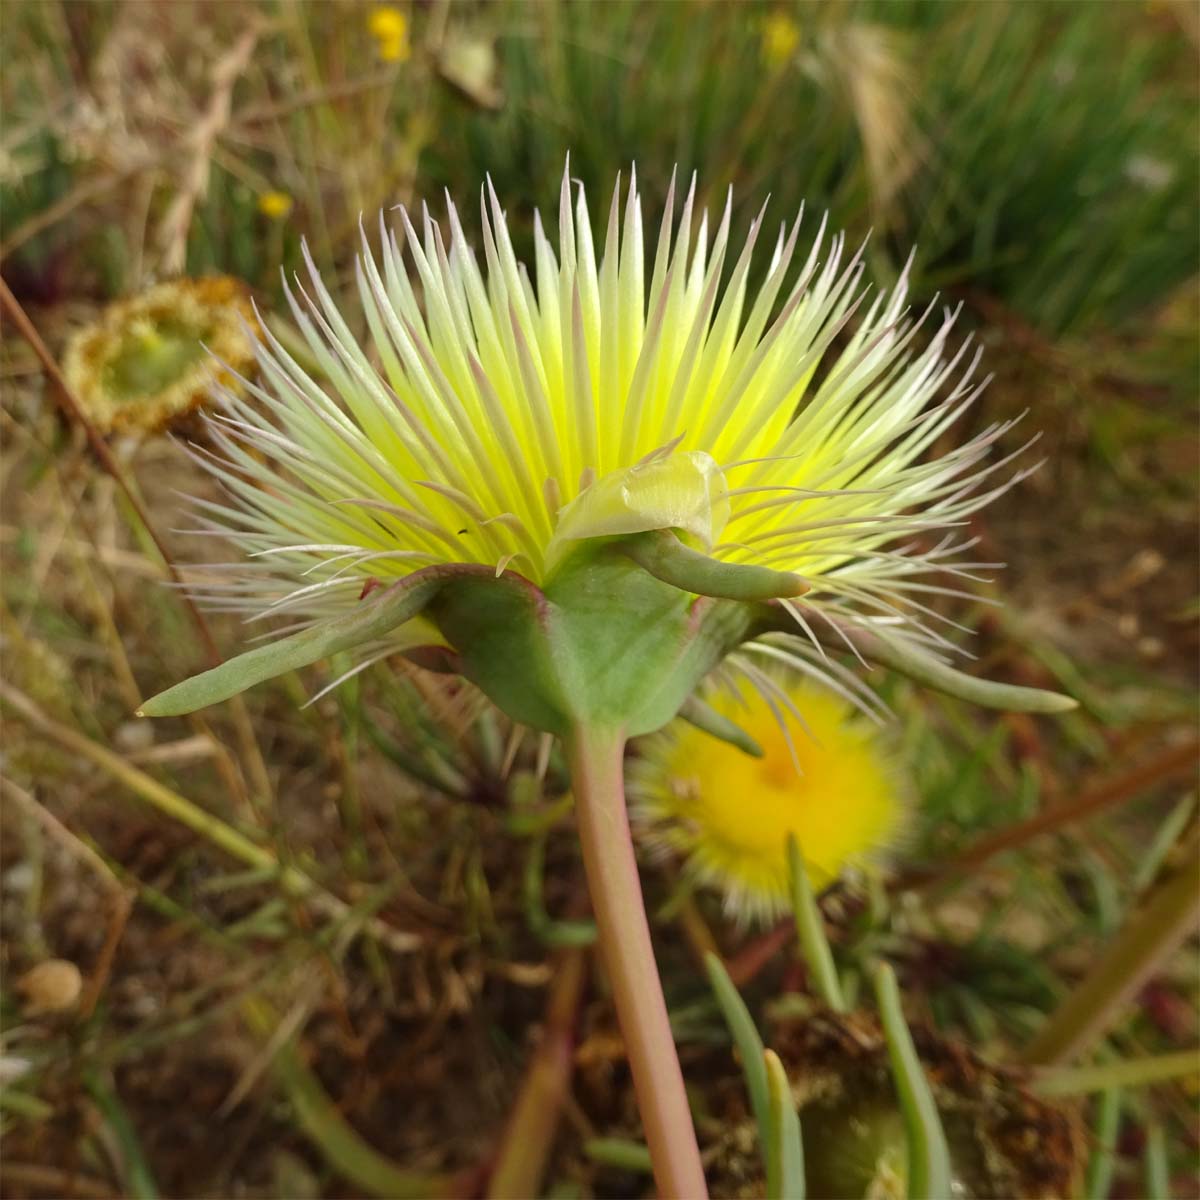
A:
114,720,156,752
0,1055,33,1085
2,863,36,894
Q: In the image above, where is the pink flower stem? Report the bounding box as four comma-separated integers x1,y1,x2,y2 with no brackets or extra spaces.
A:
565,726,708,1199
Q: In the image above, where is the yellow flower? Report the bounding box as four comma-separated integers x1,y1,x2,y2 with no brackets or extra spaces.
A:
761,12,802,67
184,169,1009,618
369,6,410,62
62,277,257,436
631,674,905,922
143,163,1062,735
257,190,293,220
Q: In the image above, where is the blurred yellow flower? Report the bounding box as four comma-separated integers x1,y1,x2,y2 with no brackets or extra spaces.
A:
761,11,802,66
369,6,410,62
631,676,905,923
257,190,293,220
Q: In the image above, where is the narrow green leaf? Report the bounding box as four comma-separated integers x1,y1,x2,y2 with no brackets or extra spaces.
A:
583,1138,655,1173
1034,1049,1200,1097
872,963,952,1200
1143,1121,1170,1200
523,837,597,947
1084,1087,1122,1200
786,835,846,1013
140,575,445,716
242,997,456,1198
83,1071,159,1200
679,694,764,756
623,529,808,600
704,952,772,1186
765,1049,805,1200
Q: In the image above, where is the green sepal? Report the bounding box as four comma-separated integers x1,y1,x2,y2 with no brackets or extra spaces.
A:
622,529,808,600
862,628,1078,714
679,695,764,757
751,604,1078,714
430,545,757,736
139,571,448,717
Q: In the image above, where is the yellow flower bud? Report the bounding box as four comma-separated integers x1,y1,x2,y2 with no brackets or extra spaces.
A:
257,190,293,220
369,7,410,61
761,12,802,66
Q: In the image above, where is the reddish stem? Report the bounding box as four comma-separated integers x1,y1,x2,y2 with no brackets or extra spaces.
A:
565,727,708,1199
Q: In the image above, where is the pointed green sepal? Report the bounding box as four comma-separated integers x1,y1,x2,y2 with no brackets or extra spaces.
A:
140,573,447,717
621,530,808,601
679,695,764,756
861,628,1078,714
749,606,1079,715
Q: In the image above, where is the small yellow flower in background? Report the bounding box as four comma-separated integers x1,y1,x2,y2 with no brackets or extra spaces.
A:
257,190,293,220
369,5,410,62
761,11,802,67
631,676,905,923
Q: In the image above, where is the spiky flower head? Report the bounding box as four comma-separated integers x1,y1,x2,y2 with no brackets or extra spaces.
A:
143,166,1073,731
64,277,256,436
631,674,905,923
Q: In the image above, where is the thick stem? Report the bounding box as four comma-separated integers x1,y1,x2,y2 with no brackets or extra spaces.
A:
565,727,708,1199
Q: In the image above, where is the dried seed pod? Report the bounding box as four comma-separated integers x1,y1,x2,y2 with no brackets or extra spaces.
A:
62,276,256,436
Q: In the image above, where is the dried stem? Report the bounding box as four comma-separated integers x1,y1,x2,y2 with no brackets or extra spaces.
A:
487,946,587,1199
0,278,275,806
1023,855,1200,1065
0,681,420,957
155,26,260,273
902,738,1200,891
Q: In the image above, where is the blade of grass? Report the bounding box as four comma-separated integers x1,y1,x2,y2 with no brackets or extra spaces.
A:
83,1071,159,1200
903,740,1200,891
1084,1087,1122,1200
241,997,467,1199
0,681,420,956
1033,1049,1200,1097
583,1139,655,1173
1143,1121,1170,1200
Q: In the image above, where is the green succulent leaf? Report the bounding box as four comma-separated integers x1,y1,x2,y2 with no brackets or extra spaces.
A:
873,962,953,1200
765,1048,806,1200
786,835,846,1013
140,573,447,717
704,952,770,1142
